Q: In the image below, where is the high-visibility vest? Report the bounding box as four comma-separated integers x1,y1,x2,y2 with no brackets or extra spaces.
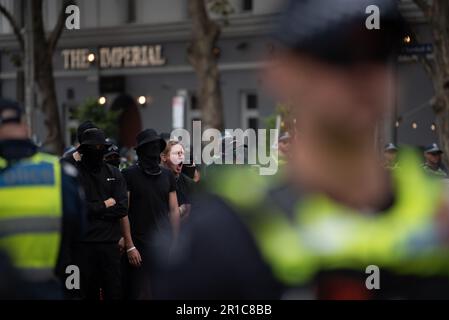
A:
0,152,62,282
208,148,449,286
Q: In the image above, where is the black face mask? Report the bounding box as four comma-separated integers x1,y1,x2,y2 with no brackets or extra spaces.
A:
80,146,105,171
137,141,162,176
105,156,121,168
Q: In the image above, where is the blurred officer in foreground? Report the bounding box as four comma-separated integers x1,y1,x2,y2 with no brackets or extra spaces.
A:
150,0,449,300
383,143,399,170
0,99,85,299
422,143,448,178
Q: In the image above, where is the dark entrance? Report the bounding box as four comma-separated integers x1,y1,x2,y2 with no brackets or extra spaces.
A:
111,94,142,148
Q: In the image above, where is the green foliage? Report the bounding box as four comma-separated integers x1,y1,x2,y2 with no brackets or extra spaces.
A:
264,103,292,131
72,98,122,140
208,0,234,16
264,103,293,154
207,0,234,25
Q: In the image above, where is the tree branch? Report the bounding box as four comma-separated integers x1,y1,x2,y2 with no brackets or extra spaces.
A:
48,0,75,53
0,3,25,52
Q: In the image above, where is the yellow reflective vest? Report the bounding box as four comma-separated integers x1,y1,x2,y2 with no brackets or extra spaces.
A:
208,148,449,286
0,152,62,281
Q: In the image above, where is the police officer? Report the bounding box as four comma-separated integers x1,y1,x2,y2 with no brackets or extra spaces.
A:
150,0,449,300
384,143,399,170
422,143,448,178
0,99,86,299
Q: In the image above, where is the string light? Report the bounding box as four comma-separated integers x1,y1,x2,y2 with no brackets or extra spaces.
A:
138,96,147,105
87,53,96,63
98,97,107,105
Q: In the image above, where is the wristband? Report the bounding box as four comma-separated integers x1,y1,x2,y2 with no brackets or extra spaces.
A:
126,246,136,253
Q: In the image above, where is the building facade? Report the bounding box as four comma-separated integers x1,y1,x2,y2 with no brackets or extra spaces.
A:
0,0,439,149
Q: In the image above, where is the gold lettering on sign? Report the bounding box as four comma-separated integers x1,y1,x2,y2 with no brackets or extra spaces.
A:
112,47,124,68
63,45,167,70
131,46,141,67
140,46,149,66
149,45,166,66
100,47,113,69
62,50,71,69
61,49,90,70
123,47,132,67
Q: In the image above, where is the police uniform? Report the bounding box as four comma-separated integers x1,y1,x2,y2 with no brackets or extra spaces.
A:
151,149,449,299
0,99,85,299
422,143,448,179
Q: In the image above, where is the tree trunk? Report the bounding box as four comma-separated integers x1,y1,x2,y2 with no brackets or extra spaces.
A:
429,1,449,165
188,0,224,131
35,54,64,155
32,0,64,155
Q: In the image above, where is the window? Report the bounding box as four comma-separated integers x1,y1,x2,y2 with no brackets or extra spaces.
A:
248,117,259,130
191,94,199,110
187,92,202,133
241,91,259,130
246,94,258,110
242,0,253,12
67,88,75,100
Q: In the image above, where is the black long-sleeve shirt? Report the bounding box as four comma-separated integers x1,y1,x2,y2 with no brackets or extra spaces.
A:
76,162,128,243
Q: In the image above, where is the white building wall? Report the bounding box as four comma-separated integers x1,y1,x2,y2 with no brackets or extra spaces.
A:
98,0,128,27
43,0,61,31
78,0,99,28
0,0,14,34
136,0,187,24
253,0,282,15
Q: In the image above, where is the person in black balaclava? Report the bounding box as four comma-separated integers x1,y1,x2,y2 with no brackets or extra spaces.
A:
136,140,162,175
120,129,180,299
61,120,98,166
104,139,121,169
75,128,128,300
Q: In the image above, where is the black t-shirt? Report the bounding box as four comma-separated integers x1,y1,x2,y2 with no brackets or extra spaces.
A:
122,165,176,246
175,173,195,206
76,163,128,243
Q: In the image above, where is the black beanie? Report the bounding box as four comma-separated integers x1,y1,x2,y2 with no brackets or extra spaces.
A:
77,120,98,144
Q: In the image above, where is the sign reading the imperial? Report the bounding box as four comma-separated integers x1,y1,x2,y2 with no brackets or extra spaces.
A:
62,45,166,70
